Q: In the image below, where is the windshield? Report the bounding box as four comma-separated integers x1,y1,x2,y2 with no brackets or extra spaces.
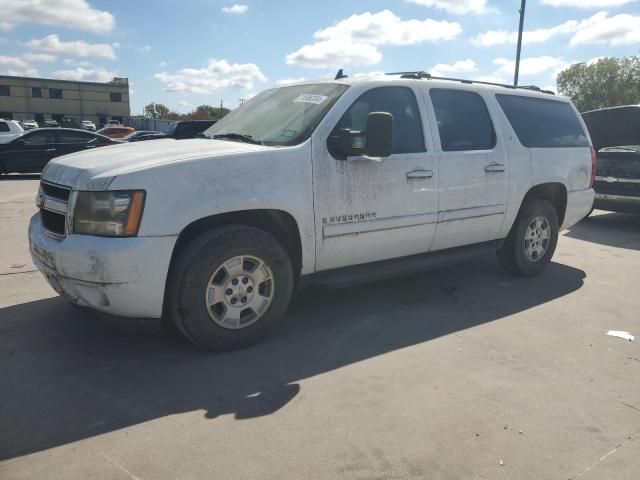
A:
204,83,349,147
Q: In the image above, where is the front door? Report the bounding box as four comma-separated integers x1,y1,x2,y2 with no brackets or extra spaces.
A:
312,84,438,271
424,87,509,251
4,130,56,173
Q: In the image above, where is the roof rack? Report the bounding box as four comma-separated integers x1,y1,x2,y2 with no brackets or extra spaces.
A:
385,71,555,95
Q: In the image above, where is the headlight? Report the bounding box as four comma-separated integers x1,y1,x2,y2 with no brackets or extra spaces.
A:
73,190,145,237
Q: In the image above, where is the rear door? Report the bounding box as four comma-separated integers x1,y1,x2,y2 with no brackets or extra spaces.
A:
424,87,509,251
54,130,102,158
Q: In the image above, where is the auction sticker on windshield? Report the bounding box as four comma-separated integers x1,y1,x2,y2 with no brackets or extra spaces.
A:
294,94,328,105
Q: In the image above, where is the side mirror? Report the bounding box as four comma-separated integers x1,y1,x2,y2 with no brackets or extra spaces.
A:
364,112,393,158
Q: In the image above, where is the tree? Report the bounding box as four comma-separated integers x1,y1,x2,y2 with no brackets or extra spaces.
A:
557,56,640,112
143,102,171,119
190,104,231,120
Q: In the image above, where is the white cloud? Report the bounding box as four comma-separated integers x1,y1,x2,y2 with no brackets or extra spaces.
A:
222,4,248,14
541,0,634,7
4,68,39,77
431,59,477,76
52,67,116,82
0,55,29,69
0,0,114,33
158,61,168,68
155,59,267,93
276,77,307,85
473,20,579,46
570,11,640,46
177,100,192,107
493,56,569,77
405,0,487,14
286,10,461,68
138,45,151,53
21,53,57,63
26,34,117,59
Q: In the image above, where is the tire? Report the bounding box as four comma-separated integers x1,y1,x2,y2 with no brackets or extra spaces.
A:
167,225,294,351
497,198,559,276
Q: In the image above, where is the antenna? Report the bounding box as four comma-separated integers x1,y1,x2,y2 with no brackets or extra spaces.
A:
334,69,348,80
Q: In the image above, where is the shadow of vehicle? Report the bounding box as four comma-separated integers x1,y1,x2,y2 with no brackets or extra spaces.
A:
0,255,586,460
0,173,40,181
565,211,640,251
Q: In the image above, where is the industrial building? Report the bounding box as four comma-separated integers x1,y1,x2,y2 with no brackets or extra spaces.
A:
0,75,130,128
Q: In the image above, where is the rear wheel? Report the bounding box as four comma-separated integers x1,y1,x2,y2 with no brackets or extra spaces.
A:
168,225,294,351
497,199,559,276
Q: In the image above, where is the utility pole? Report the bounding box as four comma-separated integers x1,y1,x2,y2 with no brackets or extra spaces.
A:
514,0,527,86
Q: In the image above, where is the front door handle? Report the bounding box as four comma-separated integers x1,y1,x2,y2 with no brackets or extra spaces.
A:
484,163,505,173
44,148,56,152
406,169,434,180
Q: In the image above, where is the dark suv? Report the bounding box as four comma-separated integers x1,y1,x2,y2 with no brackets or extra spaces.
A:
167,120,216,140
582,106,640,214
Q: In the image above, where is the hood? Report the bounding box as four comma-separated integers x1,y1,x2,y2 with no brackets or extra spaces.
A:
42,138,271,190
582,106,640,151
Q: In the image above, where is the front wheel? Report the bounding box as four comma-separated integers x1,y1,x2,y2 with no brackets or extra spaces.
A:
497,199,559,276
168,225,294,351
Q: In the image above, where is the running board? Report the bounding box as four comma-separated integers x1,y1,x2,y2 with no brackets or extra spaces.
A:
300,240,503,289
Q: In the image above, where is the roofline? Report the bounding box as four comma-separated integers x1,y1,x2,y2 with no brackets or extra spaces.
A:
0,74,129,88
582,105,640,115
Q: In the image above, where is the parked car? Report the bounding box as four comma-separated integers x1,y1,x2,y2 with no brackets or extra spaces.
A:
0,128,116,174
0,119,24,137
108,119,121,126
44,119,59,128
81,120,97,131
21,120,39,130
167,120,216,139
121,130,166,142
582,105,640,214
97,126,135,139
29,74,594,351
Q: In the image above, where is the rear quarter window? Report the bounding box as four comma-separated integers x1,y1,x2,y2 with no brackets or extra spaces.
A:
496,94,589,148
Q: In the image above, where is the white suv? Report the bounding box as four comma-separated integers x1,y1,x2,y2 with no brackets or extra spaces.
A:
0,119,24,137
29,74,595,350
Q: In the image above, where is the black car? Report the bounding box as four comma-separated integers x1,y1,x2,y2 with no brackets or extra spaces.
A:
166,120,216,139
582,106,640,214
0,128,117,175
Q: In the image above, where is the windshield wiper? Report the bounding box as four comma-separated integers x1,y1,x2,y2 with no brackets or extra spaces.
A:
600,146,640,153
213,133,264,145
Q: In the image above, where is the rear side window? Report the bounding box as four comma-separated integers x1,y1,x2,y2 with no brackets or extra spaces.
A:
430,89,496,152
57,131,94,143
496,95,589,148
0,122,9,132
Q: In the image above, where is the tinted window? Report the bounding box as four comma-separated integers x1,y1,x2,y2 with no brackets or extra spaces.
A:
49,88,63,99
23,131,56,144
0,122,9,132
496,94,589,148
332,86,425,155
110,92,122,102
0,85,10,96
57,131,94,143
430,89,496,152
32,87,42,98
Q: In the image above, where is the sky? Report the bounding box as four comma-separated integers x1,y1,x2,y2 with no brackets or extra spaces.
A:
1,0,639,115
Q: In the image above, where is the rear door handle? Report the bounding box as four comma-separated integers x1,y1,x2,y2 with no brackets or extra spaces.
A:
44,149,56,152
406,169,434,180
484,163,505,173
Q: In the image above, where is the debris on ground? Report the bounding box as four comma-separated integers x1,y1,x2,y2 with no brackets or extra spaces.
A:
499,460,505,466
607,330,635,342
10,263,26,269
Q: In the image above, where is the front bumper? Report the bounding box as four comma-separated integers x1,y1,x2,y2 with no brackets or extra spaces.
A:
594,193,640,213
29,213,177,318
562,188,595,230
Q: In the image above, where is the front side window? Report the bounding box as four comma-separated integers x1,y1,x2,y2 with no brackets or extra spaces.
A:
23,131,56,145
0,122,9,132
430,88,496,152
205,83,349,146
49,88,63,99
496,94,589,148
330,86,426,155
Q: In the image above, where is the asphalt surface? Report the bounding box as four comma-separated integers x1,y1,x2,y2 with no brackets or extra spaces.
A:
1,175,639,480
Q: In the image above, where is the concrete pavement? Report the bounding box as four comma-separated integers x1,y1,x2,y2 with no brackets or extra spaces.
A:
1,175,639,479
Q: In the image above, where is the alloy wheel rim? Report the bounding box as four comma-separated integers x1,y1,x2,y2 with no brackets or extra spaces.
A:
524,216,551,262
204,255,275,329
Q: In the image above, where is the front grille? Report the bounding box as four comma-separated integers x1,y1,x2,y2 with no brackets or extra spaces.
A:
40,181,71,201
41,209,66,237
594,181,640,198
39,181,71,238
